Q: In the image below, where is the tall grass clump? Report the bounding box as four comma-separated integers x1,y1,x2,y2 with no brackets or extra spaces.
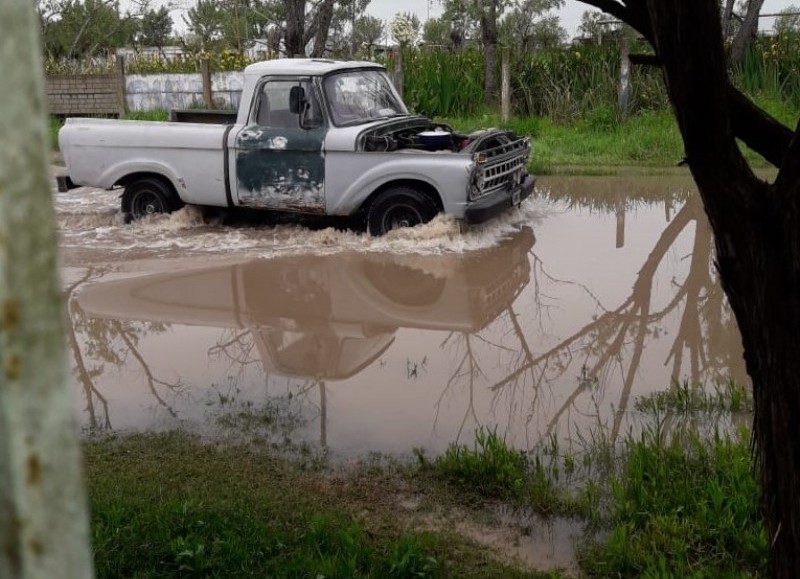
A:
580,424,767,576
403,49,485,117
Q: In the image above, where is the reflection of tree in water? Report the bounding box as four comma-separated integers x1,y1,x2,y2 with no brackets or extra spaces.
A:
66,271,182,431
439,196,744,444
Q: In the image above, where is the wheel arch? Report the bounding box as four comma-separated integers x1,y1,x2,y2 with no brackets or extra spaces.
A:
115,171,179,196
360,179,444,215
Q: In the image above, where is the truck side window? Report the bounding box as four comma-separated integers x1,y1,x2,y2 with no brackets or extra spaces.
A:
254,79,322,129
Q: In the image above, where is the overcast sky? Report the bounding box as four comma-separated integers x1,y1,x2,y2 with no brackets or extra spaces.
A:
363,0,799,38
164,0,800,40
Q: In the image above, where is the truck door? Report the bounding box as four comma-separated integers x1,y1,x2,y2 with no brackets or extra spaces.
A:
234,77,327,213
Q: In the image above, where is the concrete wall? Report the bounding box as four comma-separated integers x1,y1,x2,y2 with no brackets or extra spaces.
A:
124,71,244,112
46,74,121,115
46,70,244,115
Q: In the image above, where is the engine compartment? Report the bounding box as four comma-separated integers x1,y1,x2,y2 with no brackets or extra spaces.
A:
359,118,520,156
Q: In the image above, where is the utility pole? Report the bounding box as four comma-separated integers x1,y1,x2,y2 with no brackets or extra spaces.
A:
0,0,94,577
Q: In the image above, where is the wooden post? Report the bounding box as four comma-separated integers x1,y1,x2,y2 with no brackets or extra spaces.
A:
115,54,127,117
201,58,213,109
501,47,511,123
618,34,630,122
0,0,94,576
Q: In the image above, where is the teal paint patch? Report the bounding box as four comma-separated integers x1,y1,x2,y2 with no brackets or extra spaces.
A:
235,125,327,213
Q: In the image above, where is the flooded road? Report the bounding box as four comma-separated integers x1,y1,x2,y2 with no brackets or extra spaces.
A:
59,173,748,457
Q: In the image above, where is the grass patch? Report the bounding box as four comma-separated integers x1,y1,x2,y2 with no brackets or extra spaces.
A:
580,425,767,577
428,428,587,517
124,108,170,121
85,432,545,578
442,109,685,175
420,380,766,577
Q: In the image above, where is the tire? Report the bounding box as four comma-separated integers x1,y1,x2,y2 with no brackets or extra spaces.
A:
121,177,183,221
366,186,439,236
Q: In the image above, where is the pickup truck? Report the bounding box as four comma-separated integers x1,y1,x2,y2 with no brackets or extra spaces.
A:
58,59,535,235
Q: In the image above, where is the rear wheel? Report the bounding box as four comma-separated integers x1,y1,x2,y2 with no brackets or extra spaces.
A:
367,186,439,236
122,177,183,221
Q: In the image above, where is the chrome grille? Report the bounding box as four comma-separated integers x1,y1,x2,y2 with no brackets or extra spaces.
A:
471,137,531,200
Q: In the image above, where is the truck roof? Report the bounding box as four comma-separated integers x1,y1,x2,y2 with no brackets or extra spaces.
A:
244,58,385,79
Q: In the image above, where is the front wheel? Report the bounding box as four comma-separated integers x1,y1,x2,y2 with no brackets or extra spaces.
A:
121,178,183,221
367,187,439,236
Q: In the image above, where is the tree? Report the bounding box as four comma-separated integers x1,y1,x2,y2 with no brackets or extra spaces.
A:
139,6,173,49
184,0,224,50
499,0,566,54
477,0,500,106
774,5,800,36
353,15,383,53
422,17,452,46
730,0,765,63
1,0,94,574
578,9,606,41
42,0,136,59
578,0,800,575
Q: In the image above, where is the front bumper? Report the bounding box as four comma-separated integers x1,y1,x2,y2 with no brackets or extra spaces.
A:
464,174,536,225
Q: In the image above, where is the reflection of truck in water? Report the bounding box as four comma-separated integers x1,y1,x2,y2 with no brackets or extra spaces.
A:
58,59,535,235
77,229,534,380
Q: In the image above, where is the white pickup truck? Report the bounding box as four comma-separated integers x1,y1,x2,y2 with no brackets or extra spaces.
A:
59,59,535,235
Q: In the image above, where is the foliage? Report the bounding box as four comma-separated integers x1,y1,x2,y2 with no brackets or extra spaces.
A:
391,12,420,46
138,6,173,49
499,0,566,54
580,426,767,576
40,0,136,59
435,428,528,499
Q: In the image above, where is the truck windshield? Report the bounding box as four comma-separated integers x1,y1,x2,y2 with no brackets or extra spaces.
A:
323,69,408,126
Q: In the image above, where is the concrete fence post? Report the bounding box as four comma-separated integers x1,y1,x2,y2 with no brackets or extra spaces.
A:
201,59,213,109
618,34,631,122
501,47,511,123
0,0,95,576
394,48,404,100
115,54,127,117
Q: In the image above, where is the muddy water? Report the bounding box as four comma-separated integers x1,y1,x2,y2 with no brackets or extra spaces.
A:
59,173,748,457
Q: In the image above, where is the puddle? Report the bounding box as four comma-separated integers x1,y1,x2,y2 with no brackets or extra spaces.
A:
60,173,748,458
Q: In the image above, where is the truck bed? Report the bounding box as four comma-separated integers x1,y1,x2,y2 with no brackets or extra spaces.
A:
59,118,230,207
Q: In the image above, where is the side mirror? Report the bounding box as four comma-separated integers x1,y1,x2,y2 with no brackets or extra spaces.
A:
289,86,306,114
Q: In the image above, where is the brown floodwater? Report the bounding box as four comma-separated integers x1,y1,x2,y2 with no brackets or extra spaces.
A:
59,172,748,457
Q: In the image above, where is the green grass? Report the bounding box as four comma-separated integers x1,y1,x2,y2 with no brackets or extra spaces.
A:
424,381,767,577
580,426,767,577
85,432,545,578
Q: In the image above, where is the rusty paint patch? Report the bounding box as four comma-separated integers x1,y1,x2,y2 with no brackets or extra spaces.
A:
5,354,21,380
27,454,42,486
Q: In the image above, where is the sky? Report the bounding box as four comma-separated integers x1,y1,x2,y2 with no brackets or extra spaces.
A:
362,0,800,38
163,0,800,40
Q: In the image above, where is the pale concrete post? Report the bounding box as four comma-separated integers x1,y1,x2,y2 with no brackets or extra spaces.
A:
201,58,213,109
394,48,404,100
115,54,127,117
501,47,511,122
0,0,95,577
618,34,631,122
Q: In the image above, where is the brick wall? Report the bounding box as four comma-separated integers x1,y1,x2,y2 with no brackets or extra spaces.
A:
46,74,121,116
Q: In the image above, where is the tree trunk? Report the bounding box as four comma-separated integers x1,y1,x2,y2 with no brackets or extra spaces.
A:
284,0,305,57
721,0,736,39
309,0,334,58
646,0,800,575
0,0,94,576
478,0,499,108
731,0,765,64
